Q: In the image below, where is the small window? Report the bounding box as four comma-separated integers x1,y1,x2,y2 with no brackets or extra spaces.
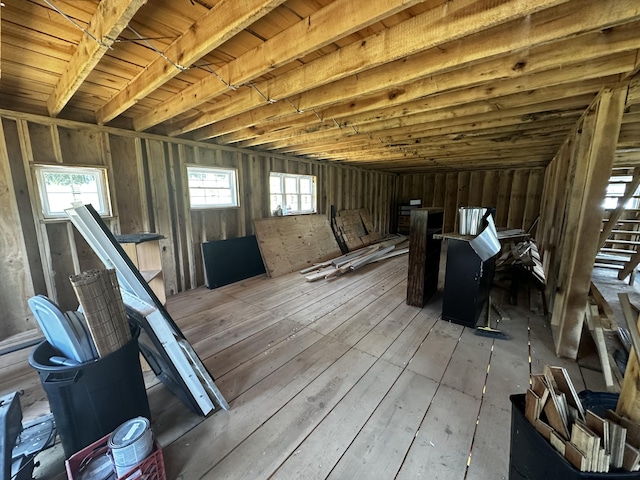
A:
35,165,111,218
269,172,316,215
187,165,238,209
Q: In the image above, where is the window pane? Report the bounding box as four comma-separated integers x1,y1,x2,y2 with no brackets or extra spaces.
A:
37,167,109,217
271,194,283,212
269,172,316,216
300,178,311,194
286,194,298,210
187,166,238,208
270,176,282,193
285,177,297,193
300,194,313,211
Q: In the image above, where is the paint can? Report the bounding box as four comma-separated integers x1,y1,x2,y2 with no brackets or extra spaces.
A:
458,207,486,235
107,417,153,477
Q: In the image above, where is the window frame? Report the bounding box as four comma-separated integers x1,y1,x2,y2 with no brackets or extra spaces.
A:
34,164,112,219
186,165,239,210
269,172,317,215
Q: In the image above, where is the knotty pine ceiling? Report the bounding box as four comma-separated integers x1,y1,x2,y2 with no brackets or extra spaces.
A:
2,0,640,172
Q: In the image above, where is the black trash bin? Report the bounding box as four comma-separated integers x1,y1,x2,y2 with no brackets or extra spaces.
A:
509,393,640,479
29,326,150,458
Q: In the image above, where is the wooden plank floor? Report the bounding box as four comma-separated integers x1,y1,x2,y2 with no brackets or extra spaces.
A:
0,252,605,479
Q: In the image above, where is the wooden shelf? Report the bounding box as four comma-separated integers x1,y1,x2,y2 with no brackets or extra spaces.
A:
140,269,162,283
120,238,166,305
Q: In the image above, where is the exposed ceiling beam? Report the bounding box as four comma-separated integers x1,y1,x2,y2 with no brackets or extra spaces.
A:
136,0,570,132
95,0,288,124
382,158,551,172
229,61,627,149
218,53,633,147
46,0,147,117
180,0,639,138
272,122,577,156
132,0,431,131
249,94,595,152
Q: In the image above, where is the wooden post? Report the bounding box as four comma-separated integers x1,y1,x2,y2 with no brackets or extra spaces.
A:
551,85,627,359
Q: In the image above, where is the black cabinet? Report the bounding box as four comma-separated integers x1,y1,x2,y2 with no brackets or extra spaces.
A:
406,208,443,307
442,238,496,327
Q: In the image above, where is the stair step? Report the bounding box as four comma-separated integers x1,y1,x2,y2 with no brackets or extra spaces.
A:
602,239,640,245
594,263,625,270
595,254,630,264
602,219,640,224
609,230,640,235
600,247,637,255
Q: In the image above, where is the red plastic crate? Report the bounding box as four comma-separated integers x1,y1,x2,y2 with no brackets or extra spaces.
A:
65,432,166,480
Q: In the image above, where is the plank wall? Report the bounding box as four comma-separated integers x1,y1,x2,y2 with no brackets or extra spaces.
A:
396,168,545,233
0,110,395,339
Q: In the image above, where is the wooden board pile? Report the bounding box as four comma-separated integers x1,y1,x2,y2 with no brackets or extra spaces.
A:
525,365,640,473
301,236,407,282
332,209,382,252
496,238,546,285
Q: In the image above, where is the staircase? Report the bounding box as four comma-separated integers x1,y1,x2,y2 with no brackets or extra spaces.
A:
596,167,640,284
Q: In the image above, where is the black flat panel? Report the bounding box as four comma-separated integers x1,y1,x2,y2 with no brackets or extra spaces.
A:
202,235,266,289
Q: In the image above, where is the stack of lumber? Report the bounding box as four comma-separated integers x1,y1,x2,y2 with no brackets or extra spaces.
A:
525,365,640,473
332,209,382,252
301,238,408,282
496,238,546,285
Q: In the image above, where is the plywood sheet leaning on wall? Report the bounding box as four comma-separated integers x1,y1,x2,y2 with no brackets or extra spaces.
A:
254,215,341,277
333,208,382,251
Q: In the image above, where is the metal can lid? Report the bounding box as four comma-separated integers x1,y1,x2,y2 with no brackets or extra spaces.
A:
79,453,115,480
107,417,150,449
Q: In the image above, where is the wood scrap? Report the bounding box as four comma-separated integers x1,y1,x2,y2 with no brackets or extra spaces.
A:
571,422,598,472
617,292,640,422
534,418,554,442
589,281,617,330
302,244,399,282
374,234,408,249
491,302,510,321
523,365,640,472
372,247,409,262
564,441,587,471
526,388,542,425
585,305,616,391
544,365,585,421
345,246,395,271
496,239,546,302
624,443,640,471
549,430,566,455
332,208,382,252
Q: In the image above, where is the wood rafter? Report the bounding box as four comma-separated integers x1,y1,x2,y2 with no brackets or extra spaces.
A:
223,59,629,149
131,0,431,131
47,0,147,117
178,0,640,138
95,0,288,124
3,0,640,172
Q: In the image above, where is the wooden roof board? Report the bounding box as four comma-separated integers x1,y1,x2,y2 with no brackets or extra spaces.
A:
2,0,640,171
